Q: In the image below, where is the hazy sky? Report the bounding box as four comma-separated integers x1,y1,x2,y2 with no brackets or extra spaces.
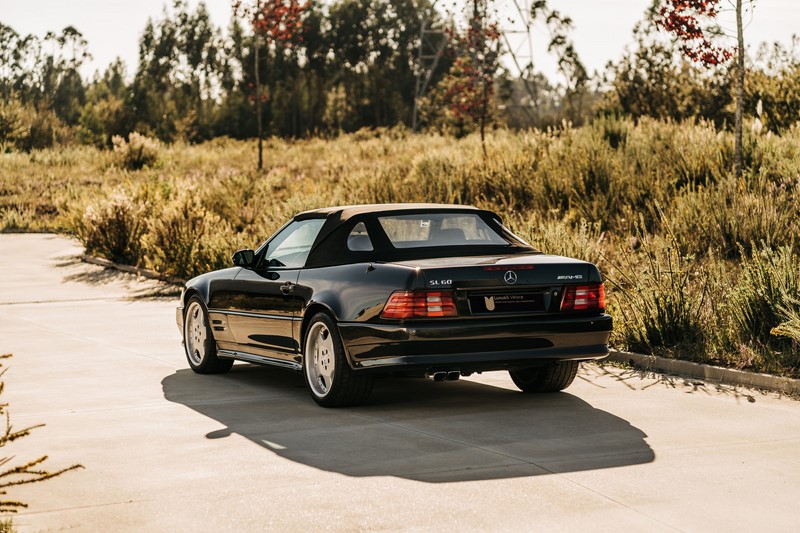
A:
2,0,798,82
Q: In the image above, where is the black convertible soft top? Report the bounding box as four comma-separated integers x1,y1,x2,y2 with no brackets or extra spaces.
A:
300,203,537,268
295,203,479,220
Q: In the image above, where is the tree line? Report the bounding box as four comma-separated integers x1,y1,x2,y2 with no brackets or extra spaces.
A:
0,0,798,152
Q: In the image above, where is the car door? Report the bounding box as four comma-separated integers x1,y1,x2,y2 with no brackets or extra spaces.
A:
224,218,326,361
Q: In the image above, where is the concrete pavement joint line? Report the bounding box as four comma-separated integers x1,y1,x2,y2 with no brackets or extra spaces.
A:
641,436,800,455
539,467,681,532
11,392,296,421
16,496,164,518
532,449,661,467
405,462,533,477
11,402,173,420
0,297,124,306
176,393,297,407
7,395,294,420
399,448,653,478
351,412,678,530
3,313,176,368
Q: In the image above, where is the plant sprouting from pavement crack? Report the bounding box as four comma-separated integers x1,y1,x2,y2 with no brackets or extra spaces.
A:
0,354,82,514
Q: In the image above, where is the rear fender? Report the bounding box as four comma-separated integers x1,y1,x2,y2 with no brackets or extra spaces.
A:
297,263,421,322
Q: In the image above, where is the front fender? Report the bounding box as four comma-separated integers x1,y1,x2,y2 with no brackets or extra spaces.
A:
177,268,242,332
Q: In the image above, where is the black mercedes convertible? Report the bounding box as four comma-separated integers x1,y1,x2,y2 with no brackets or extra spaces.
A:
177,204,612,407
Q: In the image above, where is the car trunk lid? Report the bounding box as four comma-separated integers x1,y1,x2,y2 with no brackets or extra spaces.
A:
388,254,596,316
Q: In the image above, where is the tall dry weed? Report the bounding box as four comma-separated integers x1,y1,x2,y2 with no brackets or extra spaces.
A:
143,193,233,280
604,218,708,357
79,187,149,264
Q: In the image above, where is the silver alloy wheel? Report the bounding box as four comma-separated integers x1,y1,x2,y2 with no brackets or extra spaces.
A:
185,301,207,366
306,321,335,398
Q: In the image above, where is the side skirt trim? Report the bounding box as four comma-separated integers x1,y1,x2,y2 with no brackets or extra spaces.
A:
217,349,302,371
209,309,299,321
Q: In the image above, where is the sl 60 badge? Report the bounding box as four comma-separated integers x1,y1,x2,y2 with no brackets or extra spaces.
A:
429,279,452,286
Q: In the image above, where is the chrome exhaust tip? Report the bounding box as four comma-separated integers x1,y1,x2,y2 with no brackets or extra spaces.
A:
446,371,461,381
426,371,447,382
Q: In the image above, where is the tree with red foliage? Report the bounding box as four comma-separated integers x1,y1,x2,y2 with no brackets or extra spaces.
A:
233,1,306,170
656,0,753,179
433,0,501,154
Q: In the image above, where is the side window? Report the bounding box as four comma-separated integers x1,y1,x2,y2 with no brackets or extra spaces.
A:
347,222,374,251
260,219,325,269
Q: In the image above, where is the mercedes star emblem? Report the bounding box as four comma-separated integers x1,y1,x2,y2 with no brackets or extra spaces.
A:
504,271,518,285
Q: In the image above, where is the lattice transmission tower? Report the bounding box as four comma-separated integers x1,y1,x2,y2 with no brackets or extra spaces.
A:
412,0,541,131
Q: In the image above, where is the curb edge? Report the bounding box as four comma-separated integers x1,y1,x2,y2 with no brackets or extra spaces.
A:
80,254,185,286
606,350,800,396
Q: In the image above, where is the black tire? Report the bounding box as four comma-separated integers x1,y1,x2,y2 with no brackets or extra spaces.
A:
509,360,580,393
183,296,233,374
303,313,373,407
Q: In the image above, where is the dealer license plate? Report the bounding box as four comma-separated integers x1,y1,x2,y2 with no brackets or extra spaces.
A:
469,292,545,314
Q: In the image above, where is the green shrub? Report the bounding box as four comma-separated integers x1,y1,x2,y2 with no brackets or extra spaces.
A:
771,295,800,345
0,100,72,151
79,187,148,264
725,244,800,373
0,207,35,232
112,132,161,170
753,123,800,180
606,222,708,357
669,175,799,258
0,100,26,149
143,193,233,280
592,114,631,150
510,214,606,266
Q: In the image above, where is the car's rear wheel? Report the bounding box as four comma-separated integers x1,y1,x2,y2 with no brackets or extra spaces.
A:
509,361,580,393
303,313,373,407
183,297,233,374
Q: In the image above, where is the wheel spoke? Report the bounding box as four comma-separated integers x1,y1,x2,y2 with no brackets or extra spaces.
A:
320,359,333,384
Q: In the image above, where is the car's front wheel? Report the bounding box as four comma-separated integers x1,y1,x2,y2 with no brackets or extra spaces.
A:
303,313,373,407
509,361,580,393
183,296,233,374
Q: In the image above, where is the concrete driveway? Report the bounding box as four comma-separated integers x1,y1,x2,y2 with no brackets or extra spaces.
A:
2,234,799,532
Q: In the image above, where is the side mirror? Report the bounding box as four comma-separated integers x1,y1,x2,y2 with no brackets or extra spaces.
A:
232,249,255,268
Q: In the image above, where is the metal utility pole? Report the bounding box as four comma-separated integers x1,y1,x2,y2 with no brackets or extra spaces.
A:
254,0,263,170
412,1,447,132
412,0,542,130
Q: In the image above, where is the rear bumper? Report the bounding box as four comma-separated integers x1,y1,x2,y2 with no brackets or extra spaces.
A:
338,314,613,373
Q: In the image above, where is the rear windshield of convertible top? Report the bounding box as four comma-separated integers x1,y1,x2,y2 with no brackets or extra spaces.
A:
378,213,509,248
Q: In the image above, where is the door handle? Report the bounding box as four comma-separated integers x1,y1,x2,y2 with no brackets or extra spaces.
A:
280,282,295,294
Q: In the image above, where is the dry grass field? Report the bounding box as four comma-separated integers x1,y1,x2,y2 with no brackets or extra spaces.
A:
2,118,799,375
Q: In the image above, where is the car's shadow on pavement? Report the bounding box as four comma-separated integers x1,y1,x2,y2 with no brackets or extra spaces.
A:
162,365,654,482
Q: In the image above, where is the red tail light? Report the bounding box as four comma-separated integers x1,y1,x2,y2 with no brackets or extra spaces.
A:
381,290,458,319
561,283,605,311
